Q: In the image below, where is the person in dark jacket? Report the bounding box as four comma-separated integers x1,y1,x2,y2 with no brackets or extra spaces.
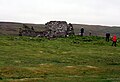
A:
112,35,117,47
80,27,84,36
106,32,110,42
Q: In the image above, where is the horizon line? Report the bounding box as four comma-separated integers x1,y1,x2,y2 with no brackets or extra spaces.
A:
0,20,120,27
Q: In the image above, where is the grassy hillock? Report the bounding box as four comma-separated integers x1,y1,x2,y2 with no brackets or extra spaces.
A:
0,35,120,82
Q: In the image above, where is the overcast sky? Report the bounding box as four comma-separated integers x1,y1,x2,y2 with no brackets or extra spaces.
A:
0,0,120,26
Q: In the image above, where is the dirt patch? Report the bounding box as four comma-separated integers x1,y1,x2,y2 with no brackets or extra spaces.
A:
86,65,98,69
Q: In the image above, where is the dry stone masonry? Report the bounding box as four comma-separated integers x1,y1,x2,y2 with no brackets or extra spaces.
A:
19,21,74,38
45,21,74,37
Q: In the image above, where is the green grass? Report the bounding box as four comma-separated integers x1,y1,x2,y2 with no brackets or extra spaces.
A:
0,35,120,82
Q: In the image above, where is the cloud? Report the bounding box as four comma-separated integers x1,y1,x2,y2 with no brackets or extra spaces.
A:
0,0,120,26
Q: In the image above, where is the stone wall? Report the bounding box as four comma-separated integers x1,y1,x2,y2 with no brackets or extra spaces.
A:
19,21,74,38
45,21,74,37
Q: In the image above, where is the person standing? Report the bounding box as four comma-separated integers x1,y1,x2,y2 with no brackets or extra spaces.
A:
106,32,110,42
80,27,84,36
112,35,117,47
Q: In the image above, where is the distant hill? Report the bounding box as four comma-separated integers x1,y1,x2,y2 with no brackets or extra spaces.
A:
0,22,120,37
0,22,45,35
73,24,120,37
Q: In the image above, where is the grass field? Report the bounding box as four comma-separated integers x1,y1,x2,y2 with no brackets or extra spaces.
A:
0,35,120,82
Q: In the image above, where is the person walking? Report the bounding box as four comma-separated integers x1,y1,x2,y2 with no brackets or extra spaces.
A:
112,35,117,47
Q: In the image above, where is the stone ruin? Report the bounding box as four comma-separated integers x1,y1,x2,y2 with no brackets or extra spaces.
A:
19,24,48,37
19,21,74,38
45,21,74,37
19,24,35,36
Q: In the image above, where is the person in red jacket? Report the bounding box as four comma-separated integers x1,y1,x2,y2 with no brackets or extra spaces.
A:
112,35,117,47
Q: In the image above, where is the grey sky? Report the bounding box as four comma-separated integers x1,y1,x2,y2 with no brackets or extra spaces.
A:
0,0,120,26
